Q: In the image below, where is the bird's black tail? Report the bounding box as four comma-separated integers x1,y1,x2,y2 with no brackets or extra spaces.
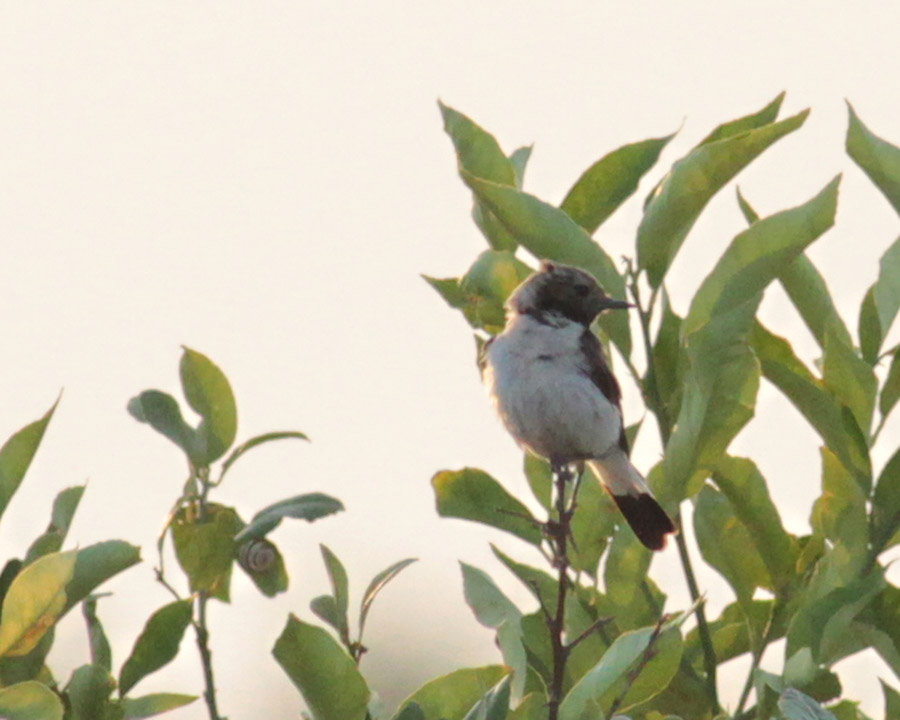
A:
610,492,677,551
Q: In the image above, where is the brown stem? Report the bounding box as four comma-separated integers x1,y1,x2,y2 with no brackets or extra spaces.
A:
547,465,575,720
195,592,223,720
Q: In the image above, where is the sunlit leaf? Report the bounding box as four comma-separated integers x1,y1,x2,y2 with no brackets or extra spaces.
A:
392,666,509,720
274,615,370,720
0,551,77,657
179,347,237,465
461,251,534,307
460,172,631,355
0,680,64,720
0,400,58,523
461,674,512,720
637,108,809,288
432,468,542,546
119,599,193,695
561,133,674,233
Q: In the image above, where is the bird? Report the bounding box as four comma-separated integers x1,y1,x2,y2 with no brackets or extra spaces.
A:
480,260,676,550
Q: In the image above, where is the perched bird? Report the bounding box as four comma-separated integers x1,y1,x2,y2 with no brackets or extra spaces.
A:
481,260,676,550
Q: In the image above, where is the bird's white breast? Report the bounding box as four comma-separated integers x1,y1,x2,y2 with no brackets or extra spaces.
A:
483,313,621,464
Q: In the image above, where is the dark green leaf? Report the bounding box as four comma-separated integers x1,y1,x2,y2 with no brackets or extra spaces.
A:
882,680,900,719
461,674,511,720
119,600,192,696
121,693,197,718
273,615,370,720
846,103,900,216
0,680,64,720
881,347,900,420
311,595,343,634
561,133,674,233
858,236,900,363
234,493,344,542
0,550,77,658
171,505,241,601
179,347,238,465
65,541,141,614
0,400,58,523
394,702,426,720
127,391,197,462
359,558,417,637
637,108,809,288
220,431,308,480
320,545,350,643
460,172,631,356
781,255,853,351
66,663,115,720
82,596,112,672
712,456,796,591
650,289,684,422
779,687,838,720
698,92,785,145
872,446,900,553
0,628,53,686
236,538,288,597
432,468,542,546
392,666,508,720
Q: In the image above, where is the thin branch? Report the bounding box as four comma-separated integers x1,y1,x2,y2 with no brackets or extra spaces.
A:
547,464,575,720
566,616,614,652
607,616,666,718
734,600,780,716
195,593,223,720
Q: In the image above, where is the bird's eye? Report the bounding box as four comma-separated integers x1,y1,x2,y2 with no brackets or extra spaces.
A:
574,284,590,297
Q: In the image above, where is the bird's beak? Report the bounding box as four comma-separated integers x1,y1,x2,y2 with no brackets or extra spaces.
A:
602,298,633,311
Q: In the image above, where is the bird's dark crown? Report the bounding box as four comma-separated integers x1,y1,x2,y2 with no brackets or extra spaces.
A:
507,260,630,325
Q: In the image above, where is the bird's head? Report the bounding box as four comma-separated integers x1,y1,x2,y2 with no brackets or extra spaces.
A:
506,260,632,326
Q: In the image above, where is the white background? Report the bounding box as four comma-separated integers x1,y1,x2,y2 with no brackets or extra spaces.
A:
1,2,899,717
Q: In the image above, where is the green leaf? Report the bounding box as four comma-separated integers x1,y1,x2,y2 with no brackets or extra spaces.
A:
66,663,115,720
823,330,878,437
507,692,547,720
236,538,288,597
736,185,760,223
220,431,308,480
432,468,542,546
171,504,241,601
712,456,796,592
320,545,350,643
561,133,674,233
461,250,534,306
394,702,426,720
882,680,900,719
460,172,631,356
119,599,193,696
127,391,197,462
0,680,64,720
601,627,683,714
779,687,838,720
811,448,868,559
522,455,552,511
859,236,900,363
0,550,77,657
637,107,809,288
82,596,112,672
570,468,616,577
604,526,652,608
683,175,840,337
392,666,509,720
846,102,900,216
881,347,900,420
558,612,689,720
179,347,238,465
698,92,785,145
461,675,512,720
491,546,557,615
24,485,85,565
311,595,343,634
0,630,53,687
121,693,197,718
273,615,370,720
439,102,517,251
694,485,770,605
359,558,417,637
749,323,871,486
650,289,685,422
0,400,58,523
65,541,141,613
872,446,900,553
509,146,533,188
234,492,344,542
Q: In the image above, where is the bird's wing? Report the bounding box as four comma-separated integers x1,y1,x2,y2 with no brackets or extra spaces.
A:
579,329,630,455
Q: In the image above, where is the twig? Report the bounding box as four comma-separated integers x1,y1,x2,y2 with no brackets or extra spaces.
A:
566,616,614,652
547,464,575,720
607,615,665,717
195,592,223,720
734,600,780,716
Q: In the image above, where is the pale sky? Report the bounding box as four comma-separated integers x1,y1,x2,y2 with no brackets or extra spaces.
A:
2,2,900,718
